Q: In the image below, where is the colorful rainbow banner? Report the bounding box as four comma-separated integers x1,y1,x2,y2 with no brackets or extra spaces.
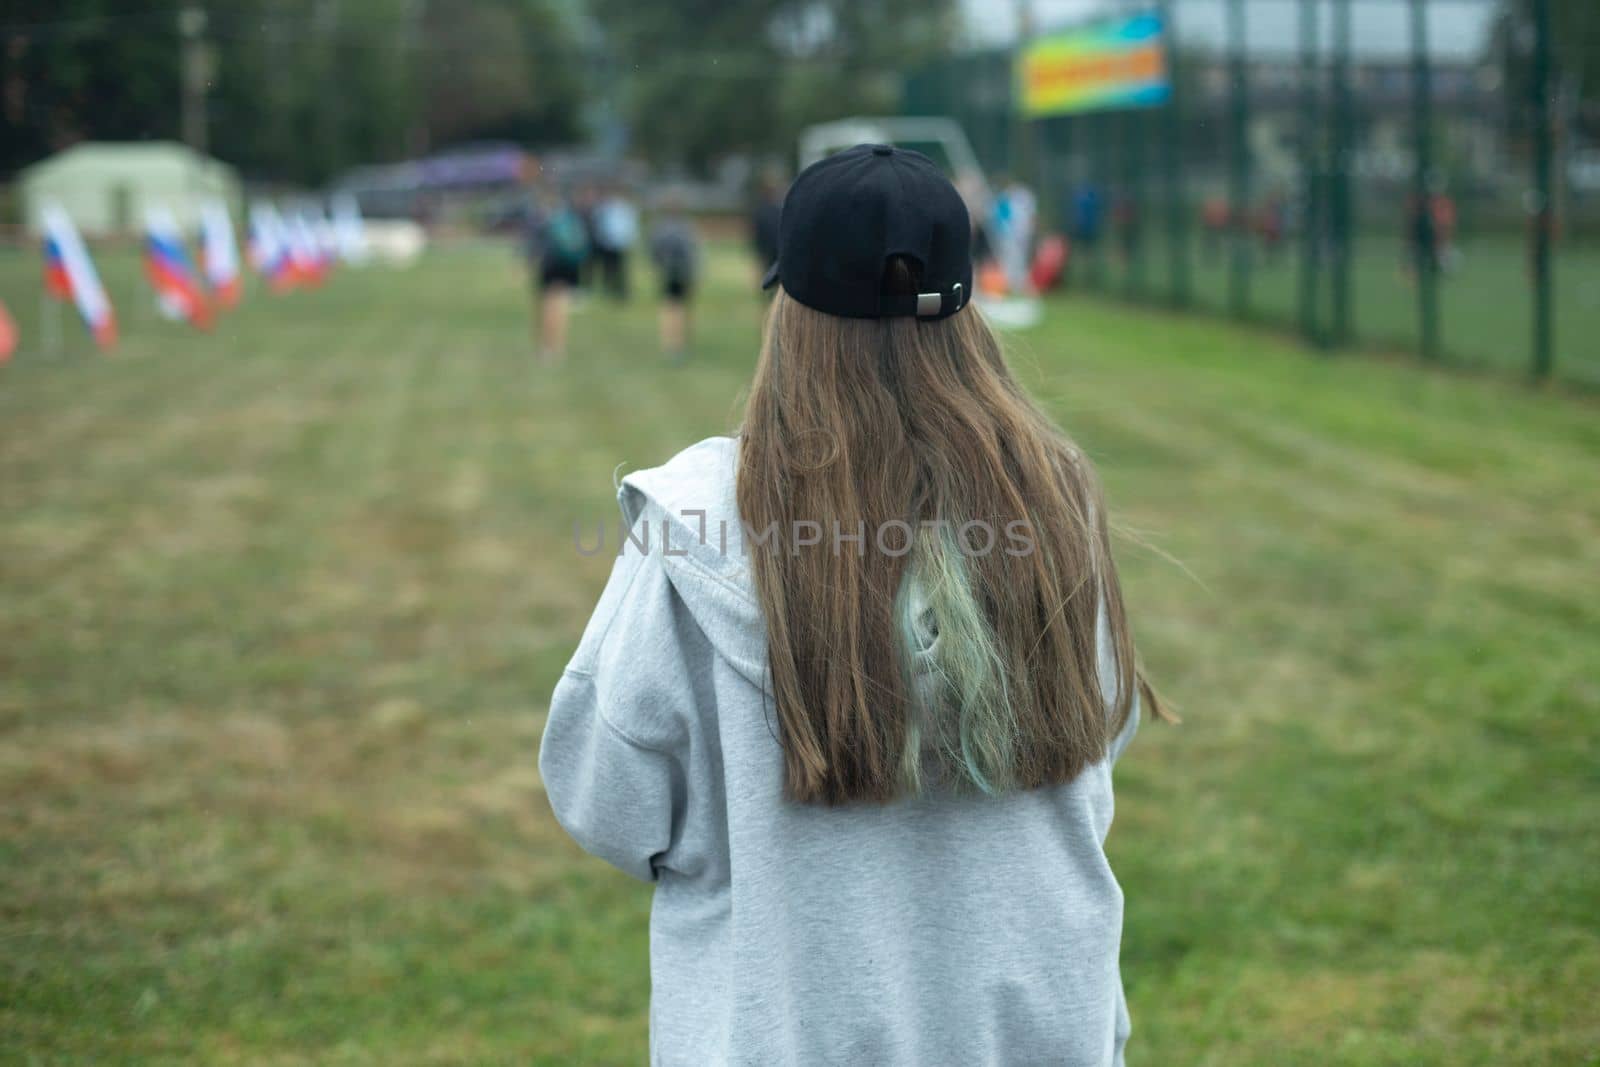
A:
143,206,213,331
1017,11,1170,118
41,203,118,350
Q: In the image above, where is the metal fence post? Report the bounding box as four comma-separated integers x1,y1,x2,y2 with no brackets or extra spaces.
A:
1329,0,1353,345
1160,0,1189,307
1410,0,1440,361
1227,0,1251,319
1531,0,1554,378
1124,109,1148,299
1091,111,1109,290
1298,0,1323,346
1062,116,1078,290
1012,1,1037,196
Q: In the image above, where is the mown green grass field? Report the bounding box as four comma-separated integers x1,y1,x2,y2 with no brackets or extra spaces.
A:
2,240,1597,1065
1070,231,1600,387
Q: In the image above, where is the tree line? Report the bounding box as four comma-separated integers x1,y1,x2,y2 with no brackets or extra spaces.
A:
1,0,956,185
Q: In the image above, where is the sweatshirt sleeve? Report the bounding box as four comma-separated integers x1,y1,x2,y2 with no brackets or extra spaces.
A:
1097,588,1141,767
539,540,715,883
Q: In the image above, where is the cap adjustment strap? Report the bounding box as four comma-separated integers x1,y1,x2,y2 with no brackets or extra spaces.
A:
912,283,965,318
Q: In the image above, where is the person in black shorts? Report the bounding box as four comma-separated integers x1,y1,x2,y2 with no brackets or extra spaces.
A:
662,273,691,301
541,255,581,290
650,195,700,362
523,187,589,364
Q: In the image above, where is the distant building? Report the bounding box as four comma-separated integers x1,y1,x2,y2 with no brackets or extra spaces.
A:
18,142,241,236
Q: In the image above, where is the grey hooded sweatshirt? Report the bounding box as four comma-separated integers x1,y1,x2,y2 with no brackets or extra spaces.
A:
540,436,1139,1066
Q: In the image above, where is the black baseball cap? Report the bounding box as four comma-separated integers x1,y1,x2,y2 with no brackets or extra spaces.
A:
762,144,972,321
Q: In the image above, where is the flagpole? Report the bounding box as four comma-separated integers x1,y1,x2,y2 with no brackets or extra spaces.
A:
40,291,62,356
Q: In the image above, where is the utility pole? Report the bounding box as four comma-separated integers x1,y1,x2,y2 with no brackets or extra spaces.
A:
178,6,210,154
314,0,341,182
400,0,427,157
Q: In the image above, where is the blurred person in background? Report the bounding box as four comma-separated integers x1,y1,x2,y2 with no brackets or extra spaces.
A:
524,186,590,365
1069,181,1105,283
649,195,700,362
1201,194,1230,262
1112,188,1141,271
956,171,993,265
992,174,1037,294
1403,190,1439,284
542,144,1167,1066
750,171,785,290
1257,191,1287,261
593,185,639,301
573,183,601,297
1430,182,1459,273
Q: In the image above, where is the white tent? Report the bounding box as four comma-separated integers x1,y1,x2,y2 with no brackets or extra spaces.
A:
18,141,241,237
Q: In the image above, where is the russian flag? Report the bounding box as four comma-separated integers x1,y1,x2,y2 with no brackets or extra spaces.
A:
44,241,70,298
331,194,369,265
311,203,340,264
248,202,297,292
286,211,330,286
41,203,117,350
200,199,242,309
143,206,212,331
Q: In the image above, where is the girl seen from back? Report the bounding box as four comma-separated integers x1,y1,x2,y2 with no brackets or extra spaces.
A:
541,144,1167,1066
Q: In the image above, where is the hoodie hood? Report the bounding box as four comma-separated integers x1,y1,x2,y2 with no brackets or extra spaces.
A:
617,435,768,690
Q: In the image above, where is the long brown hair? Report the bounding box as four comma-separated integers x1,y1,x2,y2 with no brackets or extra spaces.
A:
738,260,1164,805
